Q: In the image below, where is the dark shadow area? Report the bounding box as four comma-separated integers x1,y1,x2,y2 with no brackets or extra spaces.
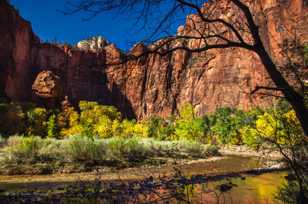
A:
0,63,9,102
110,82,136,119
91,68,136,119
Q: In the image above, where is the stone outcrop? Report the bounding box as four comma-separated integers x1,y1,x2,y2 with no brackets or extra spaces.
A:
32,70,61,98
0,0,307,119
77,36,109,52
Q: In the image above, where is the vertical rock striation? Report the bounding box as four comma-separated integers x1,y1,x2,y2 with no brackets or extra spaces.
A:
0,0,307,119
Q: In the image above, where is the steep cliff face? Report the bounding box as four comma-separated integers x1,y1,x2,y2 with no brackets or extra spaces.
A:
0,0,39,101
0,0,307,119
105,0,308,118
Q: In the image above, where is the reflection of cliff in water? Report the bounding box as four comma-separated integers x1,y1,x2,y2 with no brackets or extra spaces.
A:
0,172,288,204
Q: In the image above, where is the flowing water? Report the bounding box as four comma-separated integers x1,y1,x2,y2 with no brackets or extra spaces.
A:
0,156,288,203
179,172,287,204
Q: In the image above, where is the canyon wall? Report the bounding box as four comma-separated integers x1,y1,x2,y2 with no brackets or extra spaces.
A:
0,0,307,119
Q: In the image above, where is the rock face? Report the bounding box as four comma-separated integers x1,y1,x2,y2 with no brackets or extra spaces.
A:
0,0,307,119
32,70,61,98
77,36,109,52
0,0,39,101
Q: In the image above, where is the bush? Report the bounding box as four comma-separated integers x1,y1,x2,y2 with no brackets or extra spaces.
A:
241,109,303,148
79,101,121,138
111,119,148,138
105,137,150,162
58,107,82,137
1,136,219,169
25,108,48,136
38,139,63,161
0,135,6,144
174,104,203,142
94,116,113,138
120,137,151,162
209,107,262,145
64,136,106,163
174,117,208,142
47,114,58,138
145,116,174,140
5,136,43,163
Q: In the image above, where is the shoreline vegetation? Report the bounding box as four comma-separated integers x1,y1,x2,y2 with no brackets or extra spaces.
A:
0,99,306,203
0,101,306,203
0,135,283,176
0,99,302,176
0,136,220,175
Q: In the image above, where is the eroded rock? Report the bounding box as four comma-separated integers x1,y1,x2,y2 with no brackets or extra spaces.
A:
0,0,307,119
32,70,61,98
77,36,108,52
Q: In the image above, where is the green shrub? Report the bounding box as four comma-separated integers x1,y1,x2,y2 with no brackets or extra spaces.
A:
174,118,208,142
25,107,48,136
120,137,150,162
1,136,219,168
145,116,174,140
47,114,58,138
174,104,205,141
104,137,149,162
209,107,262,145
0,134,4,141
205,144,220,156
64,136,106,163
5,136,43,163
140,139,218,158
38,139,63,161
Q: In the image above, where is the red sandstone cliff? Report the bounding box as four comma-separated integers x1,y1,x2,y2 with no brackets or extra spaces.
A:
0,0,307,119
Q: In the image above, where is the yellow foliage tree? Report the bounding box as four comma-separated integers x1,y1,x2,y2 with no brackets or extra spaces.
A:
26,107,48,136
241,110,303,147
58,107,83,137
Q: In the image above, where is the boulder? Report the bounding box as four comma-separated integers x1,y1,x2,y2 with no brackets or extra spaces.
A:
32,70,61,98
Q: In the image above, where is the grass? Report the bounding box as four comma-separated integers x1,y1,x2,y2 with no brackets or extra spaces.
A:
0,136,219,174
0,135,5,143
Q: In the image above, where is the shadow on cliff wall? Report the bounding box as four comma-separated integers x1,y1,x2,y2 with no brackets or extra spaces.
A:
0,64,9,101
29,64,137,120
93,69,136,119
109,82,136,119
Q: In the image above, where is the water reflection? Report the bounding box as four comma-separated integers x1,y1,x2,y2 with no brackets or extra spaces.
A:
276,176,308,204
1,172,287,204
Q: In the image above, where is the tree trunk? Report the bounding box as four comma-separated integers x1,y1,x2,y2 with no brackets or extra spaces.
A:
255,47,308,137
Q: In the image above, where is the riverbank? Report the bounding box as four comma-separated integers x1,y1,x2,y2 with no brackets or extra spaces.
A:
0,159,287,204
0,155,285,190
0,136,284,177
0,141,287,203
0,136,222,175
220,145,282,158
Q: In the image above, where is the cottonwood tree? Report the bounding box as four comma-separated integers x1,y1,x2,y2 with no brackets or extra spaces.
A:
63,0,308,136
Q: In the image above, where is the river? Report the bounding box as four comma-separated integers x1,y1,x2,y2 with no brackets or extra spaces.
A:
0,155,288,203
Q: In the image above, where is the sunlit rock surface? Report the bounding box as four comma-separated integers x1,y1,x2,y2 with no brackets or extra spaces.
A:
32,70,61,98
0,0,307,119
77,36,109,52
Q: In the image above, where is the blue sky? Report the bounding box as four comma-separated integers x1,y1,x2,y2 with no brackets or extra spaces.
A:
10,0,187,51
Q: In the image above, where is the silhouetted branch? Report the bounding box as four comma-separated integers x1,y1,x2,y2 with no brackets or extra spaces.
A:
250,86,284,95
63,0,308,136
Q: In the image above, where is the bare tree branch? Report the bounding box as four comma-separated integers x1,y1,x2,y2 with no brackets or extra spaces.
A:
63,0,308,136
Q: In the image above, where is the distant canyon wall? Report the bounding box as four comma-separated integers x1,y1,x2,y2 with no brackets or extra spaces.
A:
0,0,307,119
